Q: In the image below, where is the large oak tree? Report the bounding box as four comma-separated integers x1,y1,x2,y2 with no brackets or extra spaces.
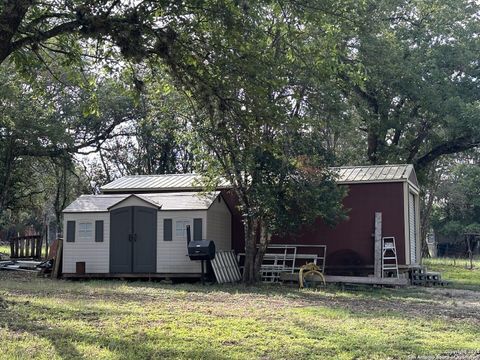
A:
340,0,480,172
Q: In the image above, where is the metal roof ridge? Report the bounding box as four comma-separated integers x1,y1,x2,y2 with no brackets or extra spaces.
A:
119,173,197,178
332,164,410,169
140,191,218,195
78,194,127,198
101,165,416,192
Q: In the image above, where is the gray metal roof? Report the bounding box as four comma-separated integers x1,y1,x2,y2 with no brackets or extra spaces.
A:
63,192,220,213
63,194,128,212
142,192,220,210
101,165,418,193
101,173,230,193
332,164,417,185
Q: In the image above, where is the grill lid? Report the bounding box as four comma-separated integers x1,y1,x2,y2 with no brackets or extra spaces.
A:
187,240,216,260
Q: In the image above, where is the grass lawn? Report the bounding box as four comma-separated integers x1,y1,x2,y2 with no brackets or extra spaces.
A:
0,244,10,255
424,257,480,291
1,263,480,360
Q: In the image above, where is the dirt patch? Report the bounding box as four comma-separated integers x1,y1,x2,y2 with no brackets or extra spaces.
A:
0,270,38,282
1,271,479,326
292,286,480,325
409,350,480,359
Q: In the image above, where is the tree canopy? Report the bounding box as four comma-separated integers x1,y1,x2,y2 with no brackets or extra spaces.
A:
432,162,480,237
1,1,478,172
340,0,480,171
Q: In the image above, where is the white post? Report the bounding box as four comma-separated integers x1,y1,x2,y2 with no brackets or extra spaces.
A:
374,212,382,278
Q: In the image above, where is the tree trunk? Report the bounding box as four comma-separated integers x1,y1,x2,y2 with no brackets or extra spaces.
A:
0,137,16,214
367,129,379,164
466,234,473,270
0,0,32,64
254,219,271,282
242,216,257,284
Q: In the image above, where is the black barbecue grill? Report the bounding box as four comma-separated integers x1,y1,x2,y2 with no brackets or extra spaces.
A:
186,225,215,283
187,240,216,261
186,225,216,261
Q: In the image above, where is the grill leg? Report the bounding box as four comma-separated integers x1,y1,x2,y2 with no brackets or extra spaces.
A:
201,260,205,285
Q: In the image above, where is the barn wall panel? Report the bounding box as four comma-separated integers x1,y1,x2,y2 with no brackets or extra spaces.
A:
229,183,407,274
277,182,406,273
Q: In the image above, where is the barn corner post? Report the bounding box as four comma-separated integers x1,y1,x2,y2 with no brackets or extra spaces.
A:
374,212,382,278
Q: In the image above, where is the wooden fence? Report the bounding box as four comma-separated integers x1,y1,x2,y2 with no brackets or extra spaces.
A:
10,235,43,259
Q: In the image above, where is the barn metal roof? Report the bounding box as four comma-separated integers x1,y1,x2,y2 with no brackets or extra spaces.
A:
332,164,418,186
101,173,230,193
63,191,220,213
100,164,418,193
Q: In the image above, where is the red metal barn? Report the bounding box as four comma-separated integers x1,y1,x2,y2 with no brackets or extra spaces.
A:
63,164,420,278
225,165,421,275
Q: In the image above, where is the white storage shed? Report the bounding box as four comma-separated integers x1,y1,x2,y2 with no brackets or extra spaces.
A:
62,191,231,277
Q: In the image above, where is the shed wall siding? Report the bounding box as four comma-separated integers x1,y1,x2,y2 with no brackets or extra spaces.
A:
63,213,110,273
156,210,206,273
206,197,232,251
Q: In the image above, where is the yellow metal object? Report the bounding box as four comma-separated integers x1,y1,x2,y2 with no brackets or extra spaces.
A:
299,262,326,288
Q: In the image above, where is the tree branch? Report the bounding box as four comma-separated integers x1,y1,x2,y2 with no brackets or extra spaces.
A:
406,119,432,163
10,20,80,55
415,136,480,170
0,0,33,62
13,118,130,158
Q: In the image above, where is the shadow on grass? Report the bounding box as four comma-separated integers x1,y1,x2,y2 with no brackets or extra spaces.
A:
2,281,480,360
1,298,232,360
0,270,460,303
287,313,428,358
4,274,480,330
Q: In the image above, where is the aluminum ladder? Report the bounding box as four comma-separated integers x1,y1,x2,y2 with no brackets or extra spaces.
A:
382,237,399,278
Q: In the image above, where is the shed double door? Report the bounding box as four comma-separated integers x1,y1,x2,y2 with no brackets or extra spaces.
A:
110,206,157,273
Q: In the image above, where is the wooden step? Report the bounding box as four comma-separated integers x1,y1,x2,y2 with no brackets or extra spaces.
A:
279,273,409,286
